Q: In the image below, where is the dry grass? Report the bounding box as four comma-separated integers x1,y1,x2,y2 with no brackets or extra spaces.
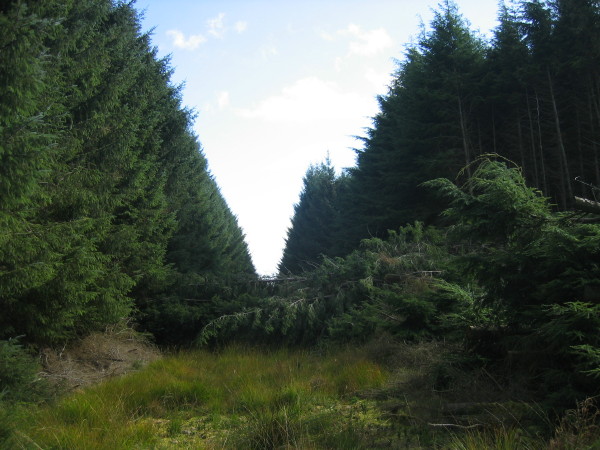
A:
549,396,600,449
39,322,160,390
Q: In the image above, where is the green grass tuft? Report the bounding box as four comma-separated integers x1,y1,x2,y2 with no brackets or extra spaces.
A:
6,343,592,448
4,345,391,448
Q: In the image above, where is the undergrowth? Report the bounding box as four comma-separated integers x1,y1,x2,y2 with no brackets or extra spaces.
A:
2,342,599,449
3,345,392,448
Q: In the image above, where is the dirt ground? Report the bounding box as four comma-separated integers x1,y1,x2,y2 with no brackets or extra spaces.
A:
39,323,161,391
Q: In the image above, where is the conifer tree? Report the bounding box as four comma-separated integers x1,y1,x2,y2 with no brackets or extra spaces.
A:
425,157,600,404
0,0,255,344
335,1,485,254
279,159,341,274
484,4,531,175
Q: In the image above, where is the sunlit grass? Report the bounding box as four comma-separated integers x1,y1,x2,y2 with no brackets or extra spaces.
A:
5,342,589,448
5,345,391,448
7,341,583,448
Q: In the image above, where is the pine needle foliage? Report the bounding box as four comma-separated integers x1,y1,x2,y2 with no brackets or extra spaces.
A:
0,0,255,345
198,222,473,346
0,338,49,404
279,159,342,274
426,156,600,406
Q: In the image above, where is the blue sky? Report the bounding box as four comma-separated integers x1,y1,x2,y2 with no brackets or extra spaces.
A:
136,0,501,275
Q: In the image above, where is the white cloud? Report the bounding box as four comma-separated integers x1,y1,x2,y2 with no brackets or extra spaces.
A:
235,21,248,33
319,30,335,41
326,23,392,57
167,14,245,50
260,43,278,59
217,91,230,109
365,67,392,92
207,13,226,38
166,29,206,50
237,76,373,123
334,56,344,72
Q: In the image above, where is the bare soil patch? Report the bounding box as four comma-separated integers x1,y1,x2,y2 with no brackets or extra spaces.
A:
39,323,161,390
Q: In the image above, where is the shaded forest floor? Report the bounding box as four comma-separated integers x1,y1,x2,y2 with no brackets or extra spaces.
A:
3,336,600,449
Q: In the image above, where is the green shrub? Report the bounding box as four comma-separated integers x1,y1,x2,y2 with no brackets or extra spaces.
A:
0,338,48,404
427,157,600,406
198,222,463,347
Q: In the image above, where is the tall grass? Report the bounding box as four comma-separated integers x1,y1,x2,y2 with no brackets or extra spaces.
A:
7,343,591,448
4,345,390,448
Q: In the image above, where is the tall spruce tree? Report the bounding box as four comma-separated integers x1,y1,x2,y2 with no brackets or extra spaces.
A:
279,159,341,274
548,0,600,196
335,1,486,255
0,1,63,341
0,0,255,344
484,4,531,175
137,130,256,343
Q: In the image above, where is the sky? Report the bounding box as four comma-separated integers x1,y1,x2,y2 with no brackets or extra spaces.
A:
136,0,502,275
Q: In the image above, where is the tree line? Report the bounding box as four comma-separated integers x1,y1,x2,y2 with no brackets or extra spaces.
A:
281,0,600,270
2,0,599,416
269,0,600,410
0,0,255,346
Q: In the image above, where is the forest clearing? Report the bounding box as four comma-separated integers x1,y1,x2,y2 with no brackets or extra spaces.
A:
5,331,598,449
2,0,600,448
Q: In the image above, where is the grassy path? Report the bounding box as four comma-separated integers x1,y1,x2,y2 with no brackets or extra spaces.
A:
5,343,592,449
6,346,396,448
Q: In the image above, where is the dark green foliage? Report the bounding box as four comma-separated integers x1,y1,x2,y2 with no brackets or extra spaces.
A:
279,159,342,274
424,156,551,245
426,157,600,405
0,0,152,342
0,0,255,345
329,0,600,258
0,1,54,211
542,302,600,379
0,338,48,404
425,158,598,321
334,2,486,253
137,131,255,344
199,222,467,346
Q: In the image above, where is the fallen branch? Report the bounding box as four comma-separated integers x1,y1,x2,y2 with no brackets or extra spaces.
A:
574,196,600,215
428,423,483,429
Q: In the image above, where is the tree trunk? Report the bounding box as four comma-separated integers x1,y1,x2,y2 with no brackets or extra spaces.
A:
457,94,472,181
517,112,527,177
547,68,572,208
574,196,600,215
491,106,497,154
524,92,539,188
528,91,548,195
589,76,600,186
576,110,585,197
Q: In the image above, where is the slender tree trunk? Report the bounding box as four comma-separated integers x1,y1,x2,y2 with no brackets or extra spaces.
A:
589,88,600,186
593,74,600,127
590,75,600,186
525,91,540,189
576,110,585,197
534,89,548,195
517,113,527,180
477,117,483,156
547,68,572,207
457,94,471,180
492,106,497,154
